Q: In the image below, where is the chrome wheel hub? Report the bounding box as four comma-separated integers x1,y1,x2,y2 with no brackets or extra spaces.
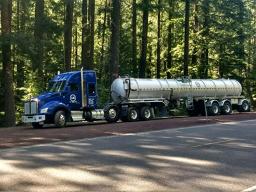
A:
130,110,138,120
109,108,117,119
59,114,65,125
144,109,151,119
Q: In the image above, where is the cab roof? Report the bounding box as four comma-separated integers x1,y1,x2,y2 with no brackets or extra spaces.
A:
51,70,95,81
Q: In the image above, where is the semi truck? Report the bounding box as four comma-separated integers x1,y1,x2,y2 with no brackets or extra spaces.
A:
22,69,251,128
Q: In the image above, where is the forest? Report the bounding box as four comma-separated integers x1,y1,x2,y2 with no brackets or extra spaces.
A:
0,0,256,127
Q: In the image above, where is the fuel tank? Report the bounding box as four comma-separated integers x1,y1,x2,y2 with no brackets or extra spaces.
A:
111,77,242,104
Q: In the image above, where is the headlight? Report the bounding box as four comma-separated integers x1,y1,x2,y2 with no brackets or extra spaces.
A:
40,108,48,114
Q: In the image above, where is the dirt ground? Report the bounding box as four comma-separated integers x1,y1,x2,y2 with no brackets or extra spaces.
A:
0,112,255,149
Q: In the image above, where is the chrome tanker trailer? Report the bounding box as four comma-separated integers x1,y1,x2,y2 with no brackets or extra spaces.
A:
104,77,250,122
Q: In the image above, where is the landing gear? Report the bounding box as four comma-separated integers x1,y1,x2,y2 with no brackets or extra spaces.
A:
104,105,120,123
54,110,66,127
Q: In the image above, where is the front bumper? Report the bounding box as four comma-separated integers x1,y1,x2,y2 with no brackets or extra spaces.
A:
22,115,46,123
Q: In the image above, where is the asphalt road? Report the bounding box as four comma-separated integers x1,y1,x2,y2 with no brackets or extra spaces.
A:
0,119,256,192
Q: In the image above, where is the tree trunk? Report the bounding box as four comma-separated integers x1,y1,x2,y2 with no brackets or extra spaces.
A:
167,0,174,78
131,0,137,76
17,0,26,88
199,0,209,78
191,1,199,67
34,0,45,91
139,0,149,78
183,0,190,77
64,0,74,71
81,0,88,69
237,0,245,75
1,0,16,127
156,0,161,78
81,0,94,70
88,0,95,68
109,0,121,82
99,0,108,81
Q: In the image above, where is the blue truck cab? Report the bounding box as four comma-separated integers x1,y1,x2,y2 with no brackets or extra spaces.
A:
22,69,104,128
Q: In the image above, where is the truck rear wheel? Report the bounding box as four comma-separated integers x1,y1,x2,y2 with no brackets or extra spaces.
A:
207,102,220,116
54,110,66,127
140,106,152,120
128,107,139,121
238,100,250,112
221,101,232,115
104,105,120,123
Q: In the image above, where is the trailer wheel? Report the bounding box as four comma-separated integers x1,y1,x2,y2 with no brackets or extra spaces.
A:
207,102,220,116
104,105,119,123
54,110,66,127
128,107,139,121
140,106,152,120
238,100,250,112
221,101,232,115
32,122,43,129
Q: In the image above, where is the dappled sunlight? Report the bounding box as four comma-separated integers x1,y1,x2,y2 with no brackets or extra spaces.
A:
147,155,219,167
42,167,112,184
224,141,256,149
177,135,210,141
139,144,171,150
98,150,141,160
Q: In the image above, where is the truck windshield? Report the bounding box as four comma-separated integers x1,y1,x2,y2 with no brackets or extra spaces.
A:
48,80,66,92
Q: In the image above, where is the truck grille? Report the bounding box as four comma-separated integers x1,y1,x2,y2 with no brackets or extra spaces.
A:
24,101,38,115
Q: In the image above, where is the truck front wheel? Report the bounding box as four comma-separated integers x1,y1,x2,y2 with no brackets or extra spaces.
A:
54,110,66,127
104,105,120,123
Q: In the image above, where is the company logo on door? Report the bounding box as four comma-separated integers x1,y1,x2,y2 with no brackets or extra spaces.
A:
70,94,77,103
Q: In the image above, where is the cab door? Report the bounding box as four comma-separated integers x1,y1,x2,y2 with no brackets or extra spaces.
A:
65,82,82,110
86,82,97,108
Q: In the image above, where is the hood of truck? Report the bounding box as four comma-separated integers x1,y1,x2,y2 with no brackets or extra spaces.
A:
36,92,61,108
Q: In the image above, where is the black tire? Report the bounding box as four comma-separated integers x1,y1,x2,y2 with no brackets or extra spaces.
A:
221,101,232,115
84,110,94,122
54,110,66,127
140,106,152,121
127,107,139,122
104,105,120,123
207,102,220,116
237,100,250,112
32,122,43,129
